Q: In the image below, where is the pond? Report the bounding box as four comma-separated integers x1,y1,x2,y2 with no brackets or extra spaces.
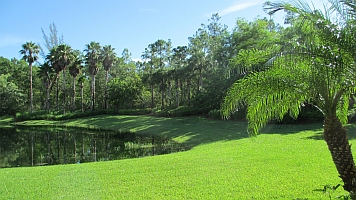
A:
0,126,189,168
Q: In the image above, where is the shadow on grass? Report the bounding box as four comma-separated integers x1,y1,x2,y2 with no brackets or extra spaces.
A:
260,123,323,135
297,123,356,141
66,115,249,148
65,115,349,148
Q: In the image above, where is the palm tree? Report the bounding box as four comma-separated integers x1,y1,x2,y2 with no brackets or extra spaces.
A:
38,61,55,111
222,0,356,196
57,44,72,113
69,51,83,110
46,46,61,111
19,42,40,113
78,75,87,112
101,45,117,109
46,45,72,113
84,41,101,111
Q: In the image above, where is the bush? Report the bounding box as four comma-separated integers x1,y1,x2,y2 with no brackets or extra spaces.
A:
278,104,324,124
15,110,56,122
118,109,151,115
153,106,204,117
208,108,247,121
208,109,220,119
14,108,153,122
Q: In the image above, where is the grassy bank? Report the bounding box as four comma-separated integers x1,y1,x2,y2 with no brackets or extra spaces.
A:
0,116,13,127
2,115,354,199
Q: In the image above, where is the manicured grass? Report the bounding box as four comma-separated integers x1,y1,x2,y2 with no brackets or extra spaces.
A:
3,115,356,199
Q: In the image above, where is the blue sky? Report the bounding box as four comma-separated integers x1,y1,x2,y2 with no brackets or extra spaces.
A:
0,0,322,62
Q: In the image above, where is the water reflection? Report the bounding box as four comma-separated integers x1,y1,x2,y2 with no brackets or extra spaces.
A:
0,126,188,168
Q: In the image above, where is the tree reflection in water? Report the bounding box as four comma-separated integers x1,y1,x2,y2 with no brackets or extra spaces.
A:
0,126,188,168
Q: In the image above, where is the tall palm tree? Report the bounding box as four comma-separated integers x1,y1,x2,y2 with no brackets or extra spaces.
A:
101,45,117,109
222,0,356,196
19,42,40,113
69,50,83,110
38,61,55,111
46,46,61,111
78,75,87,112
84,41,101,111
57,44,72,113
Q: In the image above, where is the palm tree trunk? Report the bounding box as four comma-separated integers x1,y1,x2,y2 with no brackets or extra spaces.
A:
81,83,84,112
324,116,356,196
46,87,51,112
62,70,66,114
105,70,109,109
56,77,59,111
29,63,33,113
46,73,59,112
72,77,76,110
91,75,96,111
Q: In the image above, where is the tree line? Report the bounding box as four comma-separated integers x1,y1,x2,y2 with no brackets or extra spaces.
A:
0,14,283,117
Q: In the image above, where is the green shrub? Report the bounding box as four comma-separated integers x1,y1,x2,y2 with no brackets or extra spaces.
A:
15,110,57,122
118,109,151,115
278,104,324,124
15,108,152,122
152,106,204,117
208,109,220,119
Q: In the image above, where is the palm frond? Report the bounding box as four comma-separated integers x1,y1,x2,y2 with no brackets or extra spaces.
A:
229,45,280,75
222,63,309,136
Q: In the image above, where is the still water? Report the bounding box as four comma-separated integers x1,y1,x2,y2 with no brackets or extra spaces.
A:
0,126,188,168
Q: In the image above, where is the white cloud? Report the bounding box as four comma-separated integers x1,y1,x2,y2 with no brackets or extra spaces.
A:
220,1,263,16
0,34,30,48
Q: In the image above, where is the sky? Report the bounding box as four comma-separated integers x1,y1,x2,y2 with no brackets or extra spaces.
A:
0,0,324,62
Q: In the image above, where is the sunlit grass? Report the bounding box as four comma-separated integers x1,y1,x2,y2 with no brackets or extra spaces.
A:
2,115,355,199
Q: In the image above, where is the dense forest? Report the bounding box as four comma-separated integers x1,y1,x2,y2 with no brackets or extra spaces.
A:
0,13,323,122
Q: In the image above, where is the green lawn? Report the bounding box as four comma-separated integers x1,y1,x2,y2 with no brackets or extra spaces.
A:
1,115,355,199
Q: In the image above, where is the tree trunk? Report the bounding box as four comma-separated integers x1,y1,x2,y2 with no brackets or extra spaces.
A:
29,63,33,113
72,76,77,110
46,73,59,112
324,116,356,197
62,69,66,114
72,77,76,110
198,67,203,91
175,78,179,108
104,70,109,109
187,78,191,104
151,83,154,109
81,83,84,112
91,75,96,111
161,78,165,110
46,87,50,112
56,77,59,111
